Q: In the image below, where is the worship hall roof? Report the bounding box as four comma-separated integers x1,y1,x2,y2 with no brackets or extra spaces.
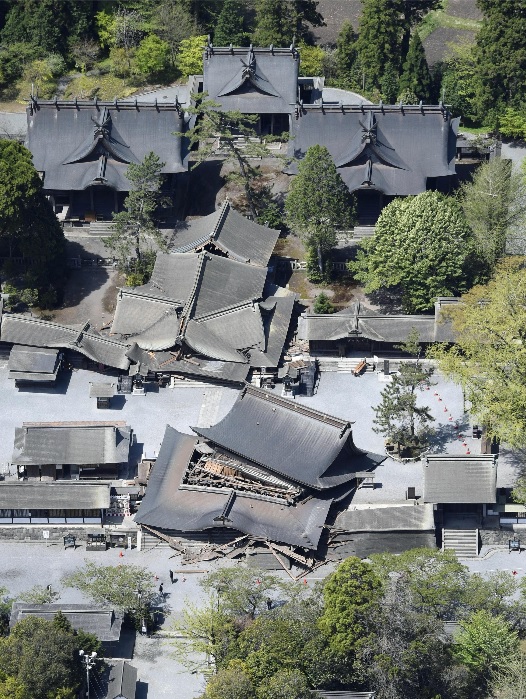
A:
193,384,384,489
134,424,332,550
171,200,280,267
288,104,459,196
26,100,187,192
203,44,299,114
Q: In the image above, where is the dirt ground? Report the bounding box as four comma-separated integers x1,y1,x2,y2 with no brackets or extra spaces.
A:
49,267,122,331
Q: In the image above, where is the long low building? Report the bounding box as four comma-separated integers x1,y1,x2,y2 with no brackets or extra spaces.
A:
135,384,384,551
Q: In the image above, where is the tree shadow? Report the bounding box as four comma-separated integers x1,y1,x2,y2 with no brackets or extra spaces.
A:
367,287,405,314
427,416,471,453
59,266,110,311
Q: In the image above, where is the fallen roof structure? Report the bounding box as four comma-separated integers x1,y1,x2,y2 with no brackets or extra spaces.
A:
10,603,123,643
111,251,296,370
11,421,132,466
171,200,280,267
0,315,132,370
7,345,61,384
135,385,384,552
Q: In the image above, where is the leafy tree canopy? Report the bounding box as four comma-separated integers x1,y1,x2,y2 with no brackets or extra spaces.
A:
105,151,167,276
459,157,526,270
453,610,519,690
213,0,248,46
349,191,477,312
0,616,86,699
356,0,402,90
135,34,170,79
398,32,432,102
62,561,156,614
430,257,526,448
176,34,208,78
319,557,383,656
286,144,354,275
200,660,255,699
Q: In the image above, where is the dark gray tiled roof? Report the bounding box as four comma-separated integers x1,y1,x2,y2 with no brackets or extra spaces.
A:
193,385,382,489
249,293,296,367
8,345,60,373
288,105,459,196
26,101,186,192
423,454,497,504
89,382,116,398
10,603,123,642
127,346,249,384
1,315,132,370
135,425,331,549
0,482,110,509
334,503,435,532
107,660,137,699
11,422,131,466
204,45,299,114
171,201,280,266
297,307,455,344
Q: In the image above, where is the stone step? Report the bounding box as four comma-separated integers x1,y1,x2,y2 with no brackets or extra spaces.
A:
442,528,479,558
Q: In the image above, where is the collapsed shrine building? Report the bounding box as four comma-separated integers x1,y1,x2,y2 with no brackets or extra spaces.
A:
0,202,296,385
135,384,384,553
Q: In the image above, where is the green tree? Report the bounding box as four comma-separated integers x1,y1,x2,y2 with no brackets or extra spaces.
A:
370,548,469,620
19,584,60,604
0,140,66,298
105,152,167,273
430,257,526,448
176,34,208,78
380,61,399,103
360,574,464,699
474,0,526,125
349,191,476,312
395,0,442,63
313,292,335,314
453,610,519,691
135,34,170,80
298,44,324,76
201,567,290,621
491,652,526,699
151,1,201,67
398,32,432,102
0,589,10,638
356,0,401,91
498,107,526,139
180,93,286,219
252,0,293,47
213,0,247,46
0,671,28,699
172,598,238,671
335,20,356,83
318,557,383,656
286,144,355,277
62,561,156,618
257,669,311,699
440,42,480,122
373,359,435,448
459,158,526,270
0,617,83,699
200,661,255,699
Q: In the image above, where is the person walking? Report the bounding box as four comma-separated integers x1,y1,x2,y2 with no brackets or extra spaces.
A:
159,583,164,597
169,570,174,584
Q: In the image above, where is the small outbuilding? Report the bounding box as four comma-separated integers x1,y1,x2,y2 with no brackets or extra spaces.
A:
106,660,137,699
8,345,62,386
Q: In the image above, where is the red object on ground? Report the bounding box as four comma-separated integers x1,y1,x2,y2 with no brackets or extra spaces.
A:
438,398,442,401
449,417,453,421
119,551,124,558
466,449,471,454
513,571,518,576
444,408,448,412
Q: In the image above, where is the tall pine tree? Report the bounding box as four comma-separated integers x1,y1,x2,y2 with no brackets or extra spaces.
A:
286,145,355,276
213,0,247,46
336,20,356,82
398,32,432,102
252,0,293,46
355,0,401,91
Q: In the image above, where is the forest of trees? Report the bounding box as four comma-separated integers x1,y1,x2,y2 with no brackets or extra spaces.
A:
0,1,521,130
